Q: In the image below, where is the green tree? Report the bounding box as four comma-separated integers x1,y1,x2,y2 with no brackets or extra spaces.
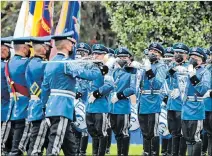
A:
102,1,212,59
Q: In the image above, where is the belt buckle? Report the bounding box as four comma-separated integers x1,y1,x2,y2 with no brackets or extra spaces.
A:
30,82,39,95
150,88,153,94
194,94,197,102
30,82,41,97
140,90,144,94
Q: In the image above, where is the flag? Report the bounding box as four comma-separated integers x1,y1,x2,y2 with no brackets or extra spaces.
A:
31,1,54,36
51,1,81,59
31,1,43,36
13,1,53,57
24,1,36,36
38,1,54,36
13,1,29,37
55,1,80,40
14,1,53,37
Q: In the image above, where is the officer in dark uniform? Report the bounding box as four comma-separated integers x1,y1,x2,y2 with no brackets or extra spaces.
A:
136,43,167,156
6,37,32,156
41,31,80,155
181,47,210,156
166,43,189,156
1,37,13,155
110,47,135,156
25,36,52,155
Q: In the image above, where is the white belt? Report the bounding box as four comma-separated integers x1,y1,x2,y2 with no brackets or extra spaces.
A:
50,89,76,99
140,90,161,95
187,96,204,102
30,95,40,100
10,92,24,97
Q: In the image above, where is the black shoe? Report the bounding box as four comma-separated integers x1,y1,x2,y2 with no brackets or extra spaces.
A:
201,151,207,156
179,137,187,156
80,135,88,155
208,135,212,156
143,138,151,156
172,136,180,156
167,138,172,155
98,137,107,156
188,142,202,156
201,133,208,155
105,148,110,154
122,137,130,156
161,139,168,155
117,137,123,156
193,141,202,156
151,136,159,156
92,137,99,156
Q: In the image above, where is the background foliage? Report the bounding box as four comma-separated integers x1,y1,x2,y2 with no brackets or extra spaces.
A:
1,1,212,59
103,1,212,59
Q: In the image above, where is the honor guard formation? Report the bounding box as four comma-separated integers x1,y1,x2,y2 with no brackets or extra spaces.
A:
1,32,212,156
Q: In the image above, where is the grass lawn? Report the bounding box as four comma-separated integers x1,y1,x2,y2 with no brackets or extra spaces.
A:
86,143,143,155
56,143,143,155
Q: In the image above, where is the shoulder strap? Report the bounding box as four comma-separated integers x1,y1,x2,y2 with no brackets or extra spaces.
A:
5,61,17,101
5,61,30,97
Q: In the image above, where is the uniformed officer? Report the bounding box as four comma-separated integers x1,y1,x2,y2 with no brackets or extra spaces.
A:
67,44,114,156
181,47,211,156
40,31,80,155
160,47,174,156
136,43,167,156
166,43,189,156
108,48,115,57
105,47,115,154
25,36,52,155
163,47,174,67
86,44,114,156
1,37,13,155
110,47,135,156
202,47,212,156
75,42,92,156
5,37,32,155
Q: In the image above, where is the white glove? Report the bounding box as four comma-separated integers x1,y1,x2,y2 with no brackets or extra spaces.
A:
114,58,122,69
105,57,117,69
161,101,166,107
88,93,96,103
74,99,79,106
144,59,151,71
111,94,119,104
130,61,142,69
175,65,187,73
188,64,196,77
203,90,212,98
170,89,180,99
